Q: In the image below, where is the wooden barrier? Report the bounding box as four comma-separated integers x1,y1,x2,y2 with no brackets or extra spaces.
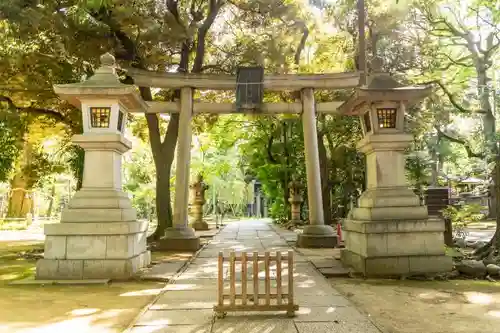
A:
214,250,298,318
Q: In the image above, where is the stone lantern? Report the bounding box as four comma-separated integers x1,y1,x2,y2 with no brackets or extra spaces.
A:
190,174,209,230
337,72,452,277
288,180,303,224
36,53,151,280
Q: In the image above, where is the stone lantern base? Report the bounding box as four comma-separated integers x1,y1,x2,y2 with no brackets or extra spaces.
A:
36,188,151,280
191,220,209,231
341,187,452,277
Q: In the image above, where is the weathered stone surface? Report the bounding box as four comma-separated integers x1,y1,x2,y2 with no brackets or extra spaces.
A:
454,238,467,248
486,264,500,276
212,317,298,333
36,259,59,279
44,236,67,259
105,235,134,259
44,221,148,235
141,262,186,281
66,235,107,259
310,258,334,269
295,321,381,333
455,260,487,278
157,237,200,251
341,249,452,277
135,309,214,326
297,234,337,248
191,220,209,231
130,324,212,333
61,207,137,223
318,266,350,277
470,241,487,249
58,260,84,279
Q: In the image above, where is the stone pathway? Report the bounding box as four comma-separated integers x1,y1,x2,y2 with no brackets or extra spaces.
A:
128,219,383,333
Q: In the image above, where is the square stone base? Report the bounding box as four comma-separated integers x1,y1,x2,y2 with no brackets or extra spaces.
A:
341,217,452,277
157,237,201,251
37,220,151,280
341,249,452,277
296,234,338,248
36,251,151,280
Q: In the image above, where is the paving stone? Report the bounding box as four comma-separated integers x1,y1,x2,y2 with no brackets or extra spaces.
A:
164,281,218,291
212,316,298,333
153,290,217,308
295,321,381,333
130,324,212,333
296,248,335,258
141,262,186,281
318,266,350,277
310,258,334,269
293,306,369,323
135,309,214,326
298,295,351,307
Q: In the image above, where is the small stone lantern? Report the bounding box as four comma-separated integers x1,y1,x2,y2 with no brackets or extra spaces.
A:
337,72,452,277
288,180,303,224
36,53,151,280
190,174,209,230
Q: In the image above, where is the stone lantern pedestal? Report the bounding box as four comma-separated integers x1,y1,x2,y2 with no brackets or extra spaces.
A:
190,175,209,231
288,180,303,225
337,73,452,277
36,54,151,280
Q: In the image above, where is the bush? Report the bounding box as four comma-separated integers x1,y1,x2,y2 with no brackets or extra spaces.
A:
441,204,485,225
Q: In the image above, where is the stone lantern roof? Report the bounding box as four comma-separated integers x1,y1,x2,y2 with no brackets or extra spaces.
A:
337,70,432,116
53,53,147,112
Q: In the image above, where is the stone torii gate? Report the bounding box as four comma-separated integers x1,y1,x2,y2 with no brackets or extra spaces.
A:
126,65,353,251
35,53,450,280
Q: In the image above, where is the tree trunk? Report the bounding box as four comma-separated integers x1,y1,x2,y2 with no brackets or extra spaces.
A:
152,163,173,241
45,184,56,217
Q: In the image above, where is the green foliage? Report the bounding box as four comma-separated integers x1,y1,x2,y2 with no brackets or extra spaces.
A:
0,109,23,182
123,139,156,219
441,204,486,226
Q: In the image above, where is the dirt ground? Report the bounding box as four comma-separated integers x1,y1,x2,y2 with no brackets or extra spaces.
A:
332,278,500,333
0,240,193,333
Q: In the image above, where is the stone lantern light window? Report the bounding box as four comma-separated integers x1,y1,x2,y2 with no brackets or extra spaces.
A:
376,108,397,128
90,107,111,128
117,110,125,131
363,111,372,133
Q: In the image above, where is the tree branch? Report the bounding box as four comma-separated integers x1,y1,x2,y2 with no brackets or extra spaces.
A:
192,0,225,73
434,125,485,159
422,80,487,114
0,95,68,123
294,22,309,66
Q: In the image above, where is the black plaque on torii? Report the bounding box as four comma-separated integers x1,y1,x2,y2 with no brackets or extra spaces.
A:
236,66,264,112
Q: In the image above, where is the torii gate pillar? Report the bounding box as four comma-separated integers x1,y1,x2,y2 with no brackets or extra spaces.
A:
158,87,200,251
297,88,337,248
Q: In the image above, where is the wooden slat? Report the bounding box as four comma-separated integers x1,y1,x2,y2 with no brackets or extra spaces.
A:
223,293,290,300
287,250,294,306
253,251,259,306
276,252,282,305
127,67,361,90
241,252,247,306
229,252,236,306
264,252,271,305
218,252,224,306
214,304,299,312
213,254,291,262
